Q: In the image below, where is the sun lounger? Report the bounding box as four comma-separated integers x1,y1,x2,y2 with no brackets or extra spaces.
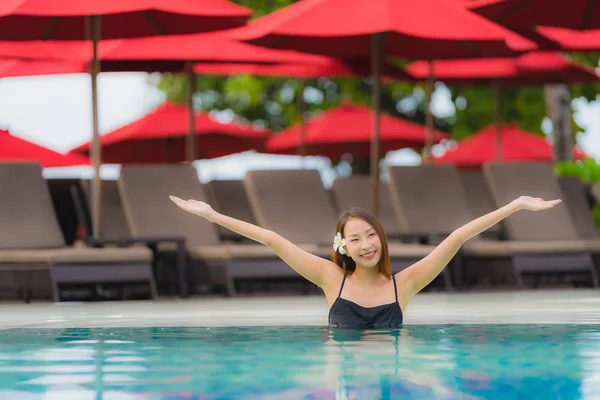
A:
204,179,258,242
118,165,304,297
458,170,503,239
387,163,598,289
481,162,598,287
558,176,600,270
386,164,476,289
46,178,81,246
244,169,439,288
592,183,600,205
69,179,188,297
330,176,400,239
0,163,156,302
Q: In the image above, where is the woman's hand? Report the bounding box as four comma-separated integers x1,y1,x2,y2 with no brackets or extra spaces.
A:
511,196,562,211
169,196,215,218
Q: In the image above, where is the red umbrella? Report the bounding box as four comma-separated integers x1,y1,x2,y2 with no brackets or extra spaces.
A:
192,58,413,81
194,59,414,158
230,0,534,58
0,58,86,77
406,51,599,161
265,102,447,159
406,51,600,86
467,0,600,30
432,124,589,167
69,102,270,163
0,34,409,164
0,1,252,40
229,0,536,215
537,27,600,51
0,129,90,167
93,32,330,70
0,0,253,239
194,60,360,78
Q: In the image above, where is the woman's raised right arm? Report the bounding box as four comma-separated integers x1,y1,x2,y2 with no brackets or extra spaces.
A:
169,196,335,288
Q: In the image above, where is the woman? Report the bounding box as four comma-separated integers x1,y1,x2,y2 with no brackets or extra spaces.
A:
169,194,561,329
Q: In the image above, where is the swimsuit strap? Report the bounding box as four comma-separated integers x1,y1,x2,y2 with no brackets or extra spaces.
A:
392,275,399,303
337,274,347,299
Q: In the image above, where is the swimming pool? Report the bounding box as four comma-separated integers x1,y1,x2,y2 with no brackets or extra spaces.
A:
0,324,598,399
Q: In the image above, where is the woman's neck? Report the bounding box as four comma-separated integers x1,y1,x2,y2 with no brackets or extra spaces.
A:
351,264,382,285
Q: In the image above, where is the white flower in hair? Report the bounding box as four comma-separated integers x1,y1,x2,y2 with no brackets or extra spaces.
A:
333,232,346,255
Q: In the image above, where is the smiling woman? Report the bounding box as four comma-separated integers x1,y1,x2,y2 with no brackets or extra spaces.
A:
169,194,562,329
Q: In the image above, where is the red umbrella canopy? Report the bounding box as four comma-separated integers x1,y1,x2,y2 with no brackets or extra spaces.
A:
467,0,600,31
230,0,536,59
69,102,270,163
0,40,84,60
0,129,90,167
0,58,86,77
537,27,600,51
193,60,364,78
0,0,253,40
432,124,589,167
265,103,447,159
193,58,414,81
406,51,600,85
90,32,370,73
0,34,411,78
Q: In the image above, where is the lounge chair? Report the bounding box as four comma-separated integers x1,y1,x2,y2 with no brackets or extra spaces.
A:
387,163,599,289
386,165,474,290
204,179,258,243
558,176,600,271
458,171,503,240
592,184,600,205
118,165,303,297
244,170,439,288
46,178,81,246
71,179,187,297
480,162,598,288
330,176,399,239
0,162,156,302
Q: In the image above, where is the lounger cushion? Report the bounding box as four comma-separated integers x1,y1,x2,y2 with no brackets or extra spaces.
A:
119,165,221,247
459,171,501,234
187,243,323,260
558,177,599,238
244,169,337,246
82,179,132,240
387,242,437,258
0,246,152,264
0,163,65,249
583,239,600,253
463,239,588,257
205,180,258,240
386,165,473,235
331,176,400,236
483,163,579,241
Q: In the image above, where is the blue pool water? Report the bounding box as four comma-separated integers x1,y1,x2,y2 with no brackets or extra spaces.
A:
0,325,598,399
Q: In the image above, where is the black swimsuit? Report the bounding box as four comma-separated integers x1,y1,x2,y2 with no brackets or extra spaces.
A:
328,274,403,329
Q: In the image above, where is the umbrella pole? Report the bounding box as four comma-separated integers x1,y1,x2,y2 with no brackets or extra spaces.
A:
88,15,103,239
370,33,383,218
493,80,502,161
186,62,197,163
422,60,435,164
297,79,307,167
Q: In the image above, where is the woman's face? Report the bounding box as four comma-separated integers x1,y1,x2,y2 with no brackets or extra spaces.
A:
343,217,382,268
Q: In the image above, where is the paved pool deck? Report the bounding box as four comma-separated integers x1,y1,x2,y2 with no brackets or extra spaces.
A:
2,289,600,329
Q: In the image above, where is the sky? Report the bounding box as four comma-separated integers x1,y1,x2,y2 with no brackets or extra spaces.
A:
0,71,598,187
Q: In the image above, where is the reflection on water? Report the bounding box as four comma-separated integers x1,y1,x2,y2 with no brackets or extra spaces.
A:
0,325,598,399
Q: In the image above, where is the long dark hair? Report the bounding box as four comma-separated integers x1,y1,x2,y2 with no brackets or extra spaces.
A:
331,207,392,279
